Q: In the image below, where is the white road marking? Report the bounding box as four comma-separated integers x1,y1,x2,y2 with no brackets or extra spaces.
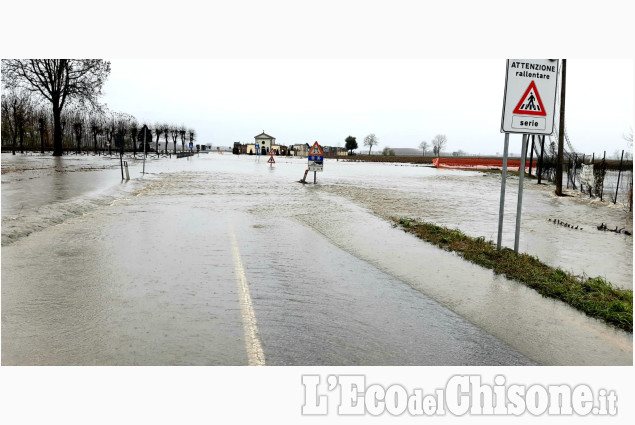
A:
230,228,266,366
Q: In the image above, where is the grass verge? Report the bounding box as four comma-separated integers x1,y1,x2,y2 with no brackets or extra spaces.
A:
393,217,633,333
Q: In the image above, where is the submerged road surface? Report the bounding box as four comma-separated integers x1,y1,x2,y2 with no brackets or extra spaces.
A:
2,154,631,365
1,167,531,365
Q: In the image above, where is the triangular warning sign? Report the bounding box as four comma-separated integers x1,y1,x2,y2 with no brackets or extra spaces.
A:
513,81,547,116
267,156,275,163
308,141,324,156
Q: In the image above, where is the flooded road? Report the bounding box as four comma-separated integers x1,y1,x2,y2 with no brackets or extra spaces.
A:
1,153,632,365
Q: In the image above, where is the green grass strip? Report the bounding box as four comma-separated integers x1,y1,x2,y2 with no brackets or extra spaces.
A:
393,218,633,333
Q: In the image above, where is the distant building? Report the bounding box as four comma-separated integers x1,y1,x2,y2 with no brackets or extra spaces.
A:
234,131,284,155
254,131,277,155
322,146,347,157
292,143,310,157
232,133,338,157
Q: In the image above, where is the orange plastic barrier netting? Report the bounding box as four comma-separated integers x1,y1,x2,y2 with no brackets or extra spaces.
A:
432,157,537,171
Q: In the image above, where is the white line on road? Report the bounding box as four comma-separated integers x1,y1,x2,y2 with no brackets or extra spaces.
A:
230,227,266,366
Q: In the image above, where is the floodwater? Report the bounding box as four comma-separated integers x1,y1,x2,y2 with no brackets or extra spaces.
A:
1,152,632,365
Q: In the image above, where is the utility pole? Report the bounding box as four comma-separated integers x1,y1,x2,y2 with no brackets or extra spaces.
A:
555,59,567,196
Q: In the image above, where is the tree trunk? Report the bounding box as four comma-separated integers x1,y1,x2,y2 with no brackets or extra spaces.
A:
40,122,45,154
52,100,63,156
19,124,24,154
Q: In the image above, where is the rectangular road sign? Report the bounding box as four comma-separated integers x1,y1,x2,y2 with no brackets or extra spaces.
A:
308,154,323,172
501,59,559,135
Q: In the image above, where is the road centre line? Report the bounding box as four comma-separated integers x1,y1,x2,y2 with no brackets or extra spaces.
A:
230,227,266,366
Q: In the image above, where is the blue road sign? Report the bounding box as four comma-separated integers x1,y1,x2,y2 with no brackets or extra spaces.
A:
308,155,323,161
189,142,194,149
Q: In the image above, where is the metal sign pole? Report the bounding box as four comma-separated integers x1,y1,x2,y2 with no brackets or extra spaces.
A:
142,126,146,174
496,133,510,250
514,134,528,253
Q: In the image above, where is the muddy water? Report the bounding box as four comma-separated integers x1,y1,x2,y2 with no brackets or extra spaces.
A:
313,162,632,289
1,153,632,365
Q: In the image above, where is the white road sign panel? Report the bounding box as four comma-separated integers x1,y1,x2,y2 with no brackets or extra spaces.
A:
501,59,559,135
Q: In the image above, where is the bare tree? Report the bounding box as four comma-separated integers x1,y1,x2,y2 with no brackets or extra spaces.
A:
179,125,187,151
129,119,139,156
154,123,163,156
73,120,84,154
431,134,448,156
115,115,129,155
36,107,49,153
363,133,379,155
1,90,31,155
419,140,429,156
170,125,179,154
162,124,170,154
107,112,135,155
2,59,111,156
89,114,104,154
104,116,116,155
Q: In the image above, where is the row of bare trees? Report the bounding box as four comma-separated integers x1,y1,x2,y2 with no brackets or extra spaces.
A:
1,91,196,156
1,59,198,157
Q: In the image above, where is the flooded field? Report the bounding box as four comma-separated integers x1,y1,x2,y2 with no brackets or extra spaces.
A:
1,152,632,365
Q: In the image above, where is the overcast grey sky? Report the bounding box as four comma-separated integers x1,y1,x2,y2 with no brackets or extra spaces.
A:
101,59,632,156
2,1,633,157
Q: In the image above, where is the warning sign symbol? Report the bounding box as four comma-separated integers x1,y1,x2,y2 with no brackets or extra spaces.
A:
513,81,547,116
308,141,324,156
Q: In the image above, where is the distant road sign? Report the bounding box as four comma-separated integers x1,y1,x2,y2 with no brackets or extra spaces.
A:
255,144,260,155
267,155,275,164
189,142,194,149
501,59,559,135
308,141,324,156
308,141,324,172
